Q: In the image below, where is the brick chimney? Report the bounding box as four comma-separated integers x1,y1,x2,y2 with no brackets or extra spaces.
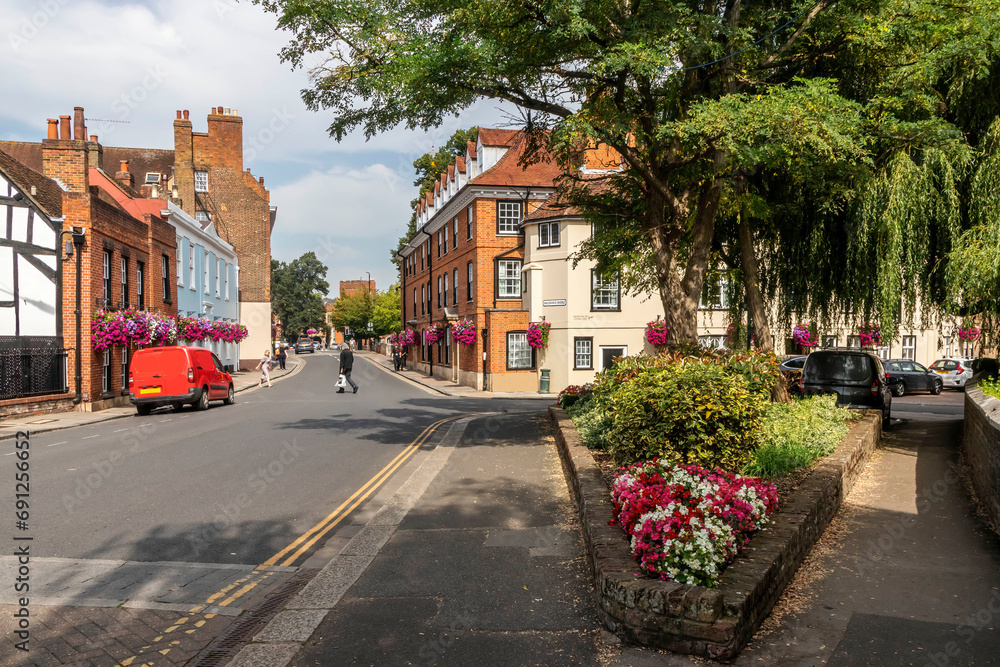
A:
42,109,89,193
205,106,243,171
173,109,194,213
116,159,134,189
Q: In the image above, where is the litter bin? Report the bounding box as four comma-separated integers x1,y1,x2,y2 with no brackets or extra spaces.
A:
539,369,550,394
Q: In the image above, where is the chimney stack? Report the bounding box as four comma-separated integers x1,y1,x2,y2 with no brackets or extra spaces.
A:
116,159,134,189
73,107,86,141
258,176,264,186
47,119,58,139
58,115,71,140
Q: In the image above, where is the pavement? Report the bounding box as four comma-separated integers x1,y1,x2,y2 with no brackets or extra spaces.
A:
0,354,305,441
358,350,557,400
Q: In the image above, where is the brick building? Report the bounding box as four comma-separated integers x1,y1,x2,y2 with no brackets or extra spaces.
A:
1,106,276,371
397,129,560,392
0,108,178,416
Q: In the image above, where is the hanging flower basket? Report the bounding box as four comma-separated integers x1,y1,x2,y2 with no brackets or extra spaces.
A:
425,323,447,345
92,310,244,351
452,319,476,345
645,319,668,347
958,326,981,342
526,321,551,349
858,322,881,347
792,323,818,348
400,329,420,347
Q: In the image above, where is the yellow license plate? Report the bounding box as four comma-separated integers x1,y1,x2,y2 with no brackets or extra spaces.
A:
140,387,161,395
935,370,948,375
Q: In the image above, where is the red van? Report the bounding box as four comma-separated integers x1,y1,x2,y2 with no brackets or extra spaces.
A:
129,346,234,415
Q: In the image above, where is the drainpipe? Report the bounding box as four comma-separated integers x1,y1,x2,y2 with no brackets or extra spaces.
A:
71,229,86,403
421,227,434,376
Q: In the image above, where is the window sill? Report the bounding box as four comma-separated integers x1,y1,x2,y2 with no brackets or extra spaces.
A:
591,307,621,313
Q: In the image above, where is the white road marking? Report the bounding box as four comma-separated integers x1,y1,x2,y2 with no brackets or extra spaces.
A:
47,441,67,447
113,428,128,433
81,434,100,440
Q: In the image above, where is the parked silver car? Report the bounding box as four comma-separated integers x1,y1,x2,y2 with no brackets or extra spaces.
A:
929,358,974,390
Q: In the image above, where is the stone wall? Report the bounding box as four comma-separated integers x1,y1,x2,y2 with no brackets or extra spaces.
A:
549,406,881,660
963,378,1000,530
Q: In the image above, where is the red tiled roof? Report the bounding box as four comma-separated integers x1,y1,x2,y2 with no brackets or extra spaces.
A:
0,141,175,190
523,192,581,222
447,164,455,181
466,141,477,159
455,156,466,173
470,131,562,188
477,128,519,147
89,168,165,222
0,147,62,218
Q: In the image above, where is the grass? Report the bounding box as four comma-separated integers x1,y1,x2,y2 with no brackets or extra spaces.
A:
743,394,857,478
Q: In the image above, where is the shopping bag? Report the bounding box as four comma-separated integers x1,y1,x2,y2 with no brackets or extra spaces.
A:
336,374,347,389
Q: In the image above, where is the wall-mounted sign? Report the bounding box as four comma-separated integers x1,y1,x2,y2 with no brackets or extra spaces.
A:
543,299,567,307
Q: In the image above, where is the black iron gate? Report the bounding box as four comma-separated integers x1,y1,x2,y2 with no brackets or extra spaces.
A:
0,337,68,400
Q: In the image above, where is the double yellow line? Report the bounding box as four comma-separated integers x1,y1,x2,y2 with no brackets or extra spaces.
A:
261,413,467,568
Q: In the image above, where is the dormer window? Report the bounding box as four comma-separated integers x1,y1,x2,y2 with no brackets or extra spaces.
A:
145,172,161,184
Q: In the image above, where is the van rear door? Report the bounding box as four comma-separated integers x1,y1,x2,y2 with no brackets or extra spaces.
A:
131,347,190,397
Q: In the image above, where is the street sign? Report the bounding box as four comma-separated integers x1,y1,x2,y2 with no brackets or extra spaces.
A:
543,299,567,307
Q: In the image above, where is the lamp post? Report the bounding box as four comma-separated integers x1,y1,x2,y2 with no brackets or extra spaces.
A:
59,228,86,404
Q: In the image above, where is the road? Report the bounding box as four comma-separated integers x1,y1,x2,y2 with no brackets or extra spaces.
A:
0,351,548,665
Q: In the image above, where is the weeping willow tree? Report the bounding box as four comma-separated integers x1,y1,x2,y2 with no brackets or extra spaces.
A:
947,120,1000,348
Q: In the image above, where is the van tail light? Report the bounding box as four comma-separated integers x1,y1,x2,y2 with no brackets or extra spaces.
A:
188,367,194,382
872,381,879,396
128,372,133,388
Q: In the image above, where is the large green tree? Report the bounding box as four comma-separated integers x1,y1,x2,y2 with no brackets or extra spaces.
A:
256,0,1000,344
271,252,330,341
329,283,401,340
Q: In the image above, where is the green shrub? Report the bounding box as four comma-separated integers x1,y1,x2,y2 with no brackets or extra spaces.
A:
980,375,1000,400
566,392,613,450
605,363,765,470
744,394,854,478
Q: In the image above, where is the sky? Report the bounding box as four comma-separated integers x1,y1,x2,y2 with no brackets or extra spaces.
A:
0,0,512,295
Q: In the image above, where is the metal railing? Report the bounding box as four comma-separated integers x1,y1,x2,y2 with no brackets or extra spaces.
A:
0,348,68,401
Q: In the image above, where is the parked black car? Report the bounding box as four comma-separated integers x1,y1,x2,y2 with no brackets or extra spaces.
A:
800,349,892,427
778,355,808,373
883,359,943,396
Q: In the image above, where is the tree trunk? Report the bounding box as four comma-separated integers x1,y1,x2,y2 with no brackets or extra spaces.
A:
645,186,701,344
737,211,790,403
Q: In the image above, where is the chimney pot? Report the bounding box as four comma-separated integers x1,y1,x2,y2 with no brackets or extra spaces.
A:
47,119,58,139
217,104,223,115
120,160,129,172
211,107,217,114
89,134,98,142
259,177,264,186
59,115,71,140
183,110,190,120
176,110,182,119
73,107,85,140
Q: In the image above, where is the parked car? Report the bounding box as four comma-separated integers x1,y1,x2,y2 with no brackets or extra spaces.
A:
929,358,975,390
800,349,892,427
883,359,943,396
294,336,315,354
129,346,234,415
779,355,808,373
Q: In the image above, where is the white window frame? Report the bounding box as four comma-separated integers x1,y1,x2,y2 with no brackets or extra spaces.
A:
962,339,975,358
189,246,196,290
204,251,210,295
443,225,448,254
102,349,110,393
467,205,474,239
195,210,211,224
121,348,129,390
467,261,474,301
591,271,620,311
598,345,628,371
574,338,593,370
443,272,449,306
699,275,727,310
421,285,426,315
822,335,837,349
699,335,726,350
194,170,208,192
162,255,170,302
847,335,861,349
498,260,522,298
453,217,458,248
437,275,442,308
902,335,916,360
507,332,532,369
176,237,183,286
224,262,229,300
497,201,521,234
120,257,128,306
136,262,144,309
539,221,560,248
102,250,110,303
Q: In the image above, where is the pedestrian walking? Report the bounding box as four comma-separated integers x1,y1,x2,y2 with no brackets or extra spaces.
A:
392,344,402,371
276,345,287,371
337,343,358,394
255,350,273,388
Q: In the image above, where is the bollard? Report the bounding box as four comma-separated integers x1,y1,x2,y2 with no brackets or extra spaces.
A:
539,369,550,394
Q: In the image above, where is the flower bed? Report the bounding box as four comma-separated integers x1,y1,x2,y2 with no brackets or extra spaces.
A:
611,461,777,587
557,383,592,409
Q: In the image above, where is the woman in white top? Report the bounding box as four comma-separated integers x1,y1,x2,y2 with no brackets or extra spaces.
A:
256,350,273,388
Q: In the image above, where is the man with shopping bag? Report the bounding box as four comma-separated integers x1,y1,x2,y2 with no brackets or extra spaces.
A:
337,342,359,394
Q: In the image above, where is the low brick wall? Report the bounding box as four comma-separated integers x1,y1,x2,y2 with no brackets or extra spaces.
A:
963,378,1000,531
550,406,881,660
0,393,76,421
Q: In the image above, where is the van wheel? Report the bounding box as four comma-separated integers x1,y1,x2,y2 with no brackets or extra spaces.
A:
197,387,210,411
223,385,235,405
136,404,151,416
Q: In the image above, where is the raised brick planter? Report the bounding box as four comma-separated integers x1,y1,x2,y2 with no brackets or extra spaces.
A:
963,377,1000,531
549,406,881,659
